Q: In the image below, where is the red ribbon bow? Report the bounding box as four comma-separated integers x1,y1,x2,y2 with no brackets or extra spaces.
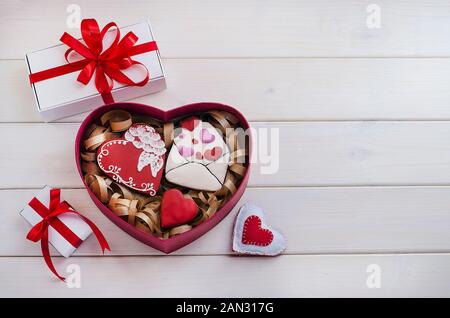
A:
29,19,158,104
26,188,110,281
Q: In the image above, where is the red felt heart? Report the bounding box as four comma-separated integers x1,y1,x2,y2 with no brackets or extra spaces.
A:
96,124,165,196
242,215,274,247
161,189,199,228
76,102,251,254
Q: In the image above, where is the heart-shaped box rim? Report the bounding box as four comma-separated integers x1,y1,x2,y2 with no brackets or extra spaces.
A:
75,102,251,254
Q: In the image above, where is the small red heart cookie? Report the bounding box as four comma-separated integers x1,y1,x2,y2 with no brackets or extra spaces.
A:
233,203,286,256
161,189,199,228
96,123,166,196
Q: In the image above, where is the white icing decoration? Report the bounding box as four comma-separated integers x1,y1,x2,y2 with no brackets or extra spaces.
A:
124,124,166,176
140,183,156,196
103,164,136,188
138,151,164,177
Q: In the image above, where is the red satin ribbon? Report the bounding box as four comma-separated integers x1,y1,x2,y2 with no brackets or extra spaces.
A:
26,188,110,281
28,19,158,104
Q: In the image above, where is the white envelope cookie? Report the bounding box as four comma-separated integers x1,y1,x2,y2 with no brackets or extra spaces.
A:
165,117,230,191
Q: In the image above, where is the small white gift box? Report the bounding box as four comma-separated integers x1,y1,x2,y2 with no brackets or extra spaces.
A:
20,186,93,258
26,20,166,122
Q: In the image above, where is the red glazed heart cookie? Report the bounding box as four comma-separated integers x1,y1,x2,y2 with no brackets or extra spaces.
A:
233,203,286,256
96,123,166,196
161,189,199,228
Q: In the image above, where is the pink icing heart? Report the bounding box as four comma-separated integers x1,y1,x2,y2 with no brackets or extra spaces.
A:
178,145,194,157
204,146,222,161
201,129,215,143
195,151,203,160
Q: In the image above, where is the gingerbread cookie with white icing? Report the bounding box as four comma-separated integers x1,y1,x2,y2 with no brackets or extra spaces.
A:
165,117,230,191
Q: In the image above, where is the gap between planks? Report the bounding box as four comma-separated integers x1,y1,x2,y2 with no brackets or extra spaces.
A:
5,186,450,256
6,120,450,124
2,253,450,297
7,57,450,61
7,184,450,190
4,0,450,59
2,252,450,258
6,58,450,122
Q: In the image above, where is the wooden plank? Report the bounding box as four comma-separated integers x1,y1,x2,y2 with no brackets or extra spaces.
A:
5,58,450,122
1,254,449,297
4,186,450,256
2,122,450,188
3,1,450,59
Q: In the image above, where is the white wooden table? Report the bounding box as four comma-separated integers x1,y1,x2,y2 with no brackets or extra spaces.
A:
1,0,450,297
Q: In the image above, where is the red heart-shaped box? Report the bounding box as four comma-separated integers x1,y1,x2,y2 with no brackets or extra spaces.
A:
75,102,251,253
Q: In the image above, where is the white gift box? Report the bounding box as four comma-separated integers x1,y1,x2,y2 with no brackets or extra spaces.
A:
20,186,93,258
26,20,166,122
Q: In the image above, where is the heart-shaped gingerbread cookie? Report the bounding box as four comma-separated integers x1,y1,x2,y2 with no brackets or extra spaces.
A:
165,117,230,192
161,189,199,228
96,123,166,196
